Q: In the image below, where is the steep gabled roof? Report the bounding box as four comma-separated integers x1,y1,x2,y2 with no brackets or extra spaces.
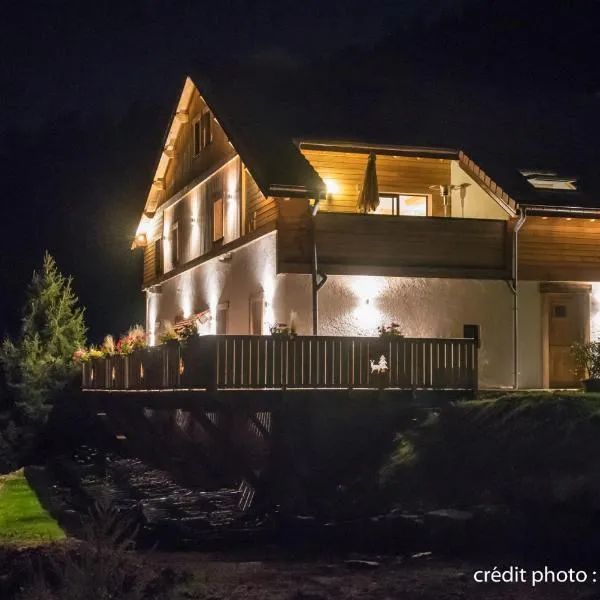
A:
142,59,600,223
189,59,600,212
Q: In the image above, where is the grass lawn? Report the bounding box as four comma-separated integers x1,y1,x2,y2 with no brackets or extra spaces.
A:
0,469,65,544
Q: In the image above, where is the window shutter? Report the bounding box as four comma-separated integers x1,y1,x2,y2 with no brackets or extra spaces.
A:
213,197,224,241
154,238,163,277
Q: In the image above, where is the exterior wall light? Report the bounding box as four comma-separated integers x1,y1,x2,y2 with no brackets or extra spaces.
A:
134,233,148,248
324,178,340,195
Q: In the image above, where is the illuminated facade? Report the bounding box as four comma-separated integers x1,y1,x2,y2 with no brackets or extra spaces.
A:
133,73,600,390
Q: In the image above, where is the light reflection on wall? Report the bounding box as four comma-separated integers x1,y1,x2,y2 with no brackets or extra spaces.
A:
350,276,385,335
147,291,158,346
163,207,173,271
225,160,240,243
262,265,276,331
180,271,194,319
591,284,600,341
190,189,201,259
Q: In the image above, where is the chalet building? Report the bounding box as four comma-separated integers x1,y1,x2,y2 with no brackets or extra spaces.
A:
131,67,600,390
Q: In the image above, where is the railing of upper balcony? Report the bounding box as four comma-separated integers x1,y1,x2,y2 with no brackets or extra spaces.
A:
82,335,478,392
277,203,513,280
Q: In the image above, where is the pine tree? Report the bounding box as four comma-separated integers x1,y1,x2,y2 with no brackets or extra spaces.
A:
1,252,87,424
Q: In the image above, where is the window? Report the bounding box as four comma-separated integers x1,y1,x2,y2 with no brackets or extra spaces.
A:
249,294,263,335
373,194,428,217
193,120,201,156
201,111,213,149
154,238,163,277
520,170,577,191
216,303,229,334
552,304,568,318
171,222,180,268
193,111,213,155
213,196,224,242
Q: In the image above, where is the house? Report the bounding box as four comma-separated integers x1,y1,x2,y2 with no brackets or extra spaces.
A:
131,63,600,390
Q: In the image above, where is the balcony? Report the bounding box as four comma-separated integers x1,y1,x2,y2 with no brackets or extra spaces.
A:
82,335,478,393
277,204,512,279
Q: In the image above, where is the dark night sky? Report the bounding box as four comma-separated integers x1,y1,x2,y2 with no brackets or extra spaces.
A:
1,0,599,342
0,0,465,131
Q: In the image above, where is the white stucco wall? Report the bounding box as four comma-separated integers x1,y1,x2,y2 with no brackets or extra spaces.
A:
145,230,558,389
281,273,551,389
517,282,543,389
147,232,283,339
450,161,510,220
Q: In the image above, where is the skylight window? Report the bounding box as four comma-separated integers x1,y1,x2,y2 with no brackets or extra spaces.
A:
520,170,577,191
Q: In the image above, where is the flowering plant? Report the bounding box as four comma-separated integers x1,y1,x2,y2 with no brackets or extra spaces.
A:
159,321,180,344
88,347,104,359
101,334,116,357
378,322,404,338
116,325,147,355
72,348,90,363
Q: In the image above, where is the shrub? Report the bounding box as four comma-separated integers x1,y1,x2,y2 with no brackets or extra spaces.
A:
17,494,180,600
570,341,600,380
0,253,86,426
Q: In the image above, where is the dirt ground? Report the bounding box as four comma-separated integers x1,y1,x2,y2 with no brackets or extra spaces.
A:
152,551,600,600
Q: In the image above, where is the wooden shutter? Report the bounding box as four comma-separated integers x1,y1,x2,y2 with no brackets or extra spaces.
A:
213,197,224,241
154,238,163,277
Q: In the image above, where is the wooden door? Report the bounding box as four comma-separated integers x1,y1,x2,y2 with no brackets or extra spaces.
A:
547,292,589,388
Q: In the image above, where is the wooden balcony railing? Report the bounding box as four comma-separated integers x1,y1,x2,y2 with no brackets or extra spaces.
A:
277,201,512,280
82,335,478,392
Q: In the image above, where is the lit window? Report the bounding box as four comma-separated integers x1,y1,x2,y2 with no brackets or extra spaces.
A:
372,194,427,216
399,195,427,216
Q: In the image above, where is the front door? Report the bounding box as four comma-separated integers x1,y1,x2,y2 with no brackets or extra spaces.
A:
546,291,589,388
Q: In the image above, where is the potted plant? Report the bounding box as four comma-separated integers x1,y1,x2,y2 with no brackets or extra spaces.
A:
269,323,297,340
159,321,180,347
377,322,404,338
570,341,600,392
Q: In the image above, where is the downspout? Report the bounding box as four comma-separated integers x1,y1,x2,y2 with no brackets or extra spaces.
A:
311,192,328,335
508,207,527,389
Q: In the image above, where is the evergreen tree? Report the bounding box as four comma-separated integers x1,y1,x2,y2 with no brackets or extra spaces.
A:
1,252,86,424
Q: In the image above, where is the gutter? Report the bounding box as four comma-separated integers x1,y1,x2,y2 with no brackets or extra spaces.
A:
522,204,600,218
508,207,527,390
310,192,328,335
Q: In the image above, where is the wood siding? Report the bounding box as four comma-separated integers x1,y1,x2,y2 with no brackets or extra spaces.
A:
143,212,164,285
278,199,512,279
244,168,277,233
161,88,236,208
519,217,600,281
300,149,451,216
158,158,242,278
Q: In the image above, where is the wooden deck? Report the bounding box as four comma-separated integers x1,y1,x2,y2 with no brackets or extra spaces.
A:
82,335,478,393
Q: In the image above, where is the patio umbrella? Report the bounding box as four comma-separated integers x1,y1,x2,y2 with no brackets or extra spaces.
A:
357,152,380,214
